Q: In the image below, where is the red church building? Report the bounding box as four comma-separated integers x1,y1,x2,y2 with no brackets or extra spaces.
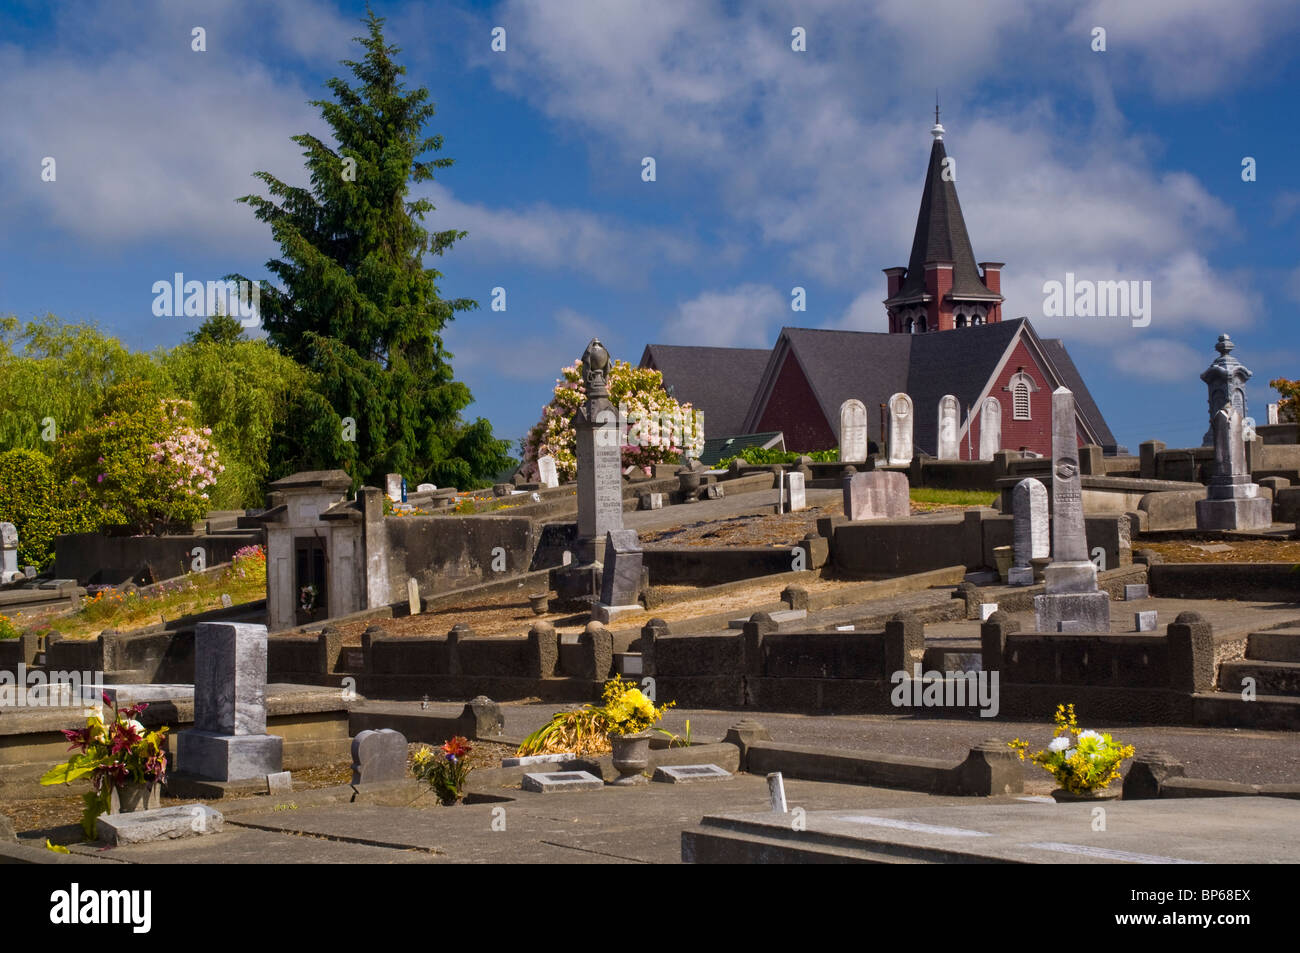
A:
642,118,1117,459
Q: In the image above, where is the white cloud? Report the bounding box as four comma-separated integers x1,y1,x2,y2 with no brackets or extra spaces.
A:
1110,337,1206,382
447,307,606,385
659,284,786,347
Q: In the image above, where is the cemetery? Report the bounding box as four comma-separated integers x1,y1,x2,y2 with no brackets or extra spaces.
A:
3,327,1300,866
3,9,1298,877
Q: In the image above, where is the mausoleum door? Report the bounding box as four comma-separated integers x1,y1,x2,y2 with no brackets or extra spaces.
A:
294,535,328,625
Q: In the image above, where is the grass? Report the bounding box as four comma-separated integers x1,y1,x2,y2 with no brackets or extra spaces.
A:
909,488,999,508
31,547,267,641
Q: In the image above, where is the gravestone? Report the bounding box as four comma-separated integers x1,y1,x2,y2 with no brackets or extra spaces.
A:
416,483,436,493
537,454,560,489
1009,478,1049,585
842,471,910,520
1200,334,1251,446
979,397,1002,461
175,622,283,781
1195,405,1271,530
653,764,732,783
638,492,663,510
1135,611,1158,632
594,529,643,623
407,577,421,615
1,522,19,583
385,474,403,502
887,393,914,465
937,395,960,460
785,471,806,513
1124,584,1149,601
1268,403,1279,425
839,399,868,464
522,770,604,793
574,339,623,563
1034,388,1111,633
351,728,408,785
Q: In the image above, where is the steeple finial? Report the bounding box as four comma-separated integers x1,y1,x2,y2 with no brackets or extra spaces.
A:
931,92,944,141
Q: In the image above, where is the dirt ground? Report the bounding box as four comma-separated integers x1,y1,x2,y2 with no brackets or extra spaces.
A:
1141,538,1300,563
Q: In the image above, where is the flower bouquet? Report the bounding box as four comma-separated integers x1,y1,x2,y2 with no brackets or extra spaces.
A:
42,693,169,838
412,736,473,805
1009,703,1135,798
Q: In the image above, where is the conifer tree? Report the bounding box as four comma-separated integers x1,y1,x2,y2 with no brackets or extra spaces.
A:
236,8,512,488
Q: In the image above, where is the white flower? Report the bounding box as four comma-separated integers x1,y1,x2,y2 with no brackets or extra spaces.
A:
1048,737,1070,752
1077,730,1102,742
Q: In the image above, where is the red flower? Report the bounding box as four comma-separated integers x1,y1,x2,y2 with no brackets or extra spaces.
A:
61,727,91,752
441,736,471,761
110,720,142,755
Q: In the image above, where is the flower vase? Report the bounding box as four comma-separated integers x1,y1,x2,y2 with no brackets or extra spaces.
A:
609,731,652,786
1051,787,1120,803
110,780,161,815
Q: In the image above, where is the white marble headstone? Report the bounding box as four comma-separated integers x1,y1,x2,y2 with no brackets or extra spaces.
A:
537,454,559,488
887,393,913,466
839,399,868,464
937,395,960,460
979,396,1001,461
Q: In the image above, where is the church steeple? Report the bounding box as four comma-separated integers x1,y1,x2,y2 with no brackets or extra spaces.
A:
884,118,1004,334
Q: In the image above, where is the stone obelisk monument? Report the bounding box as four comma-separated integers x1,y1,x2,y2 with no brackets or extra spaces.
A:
1034,388,1111,632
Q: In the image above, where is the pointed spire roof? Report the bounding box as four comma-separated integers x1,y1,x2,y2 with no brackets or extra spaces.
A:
886,126,1001,305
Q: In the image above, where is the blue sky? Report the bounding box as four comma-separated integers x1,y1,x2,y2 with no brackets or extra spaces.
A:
2,0,1299,454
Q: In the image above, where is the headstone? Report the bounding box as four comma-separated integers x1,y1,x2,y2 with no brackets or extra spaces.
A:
417,483,436,493
351,728,408,785
521,770,604,793
839,399,869,464
1200,334,1251,446
0,522,17,582
842,470,910,520
937,395,960,460
979,397,1002,461
385,474,403,502
638,492,663,510
407,577,421,615
1009,478,1049,585
574,339,623,563
1195,406,1272,530
1124,583,1149,601
887,393,914,466
501,752,577,768
785,471,806,513
1135,611,1158,632
266,771,293,794
537,454,559,489
175,622,283,781
652,764,732,783
594,529,643,622
1034,388,1111,633
767,772,788,813
1268,403,1279,425
220,593,233,608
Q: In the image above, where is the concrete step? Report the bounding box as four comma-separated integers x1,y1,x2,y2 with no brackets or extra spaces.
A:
1192,691,1300,730
1217,660,1300,697
1247,629,1300,662
682,820,950,864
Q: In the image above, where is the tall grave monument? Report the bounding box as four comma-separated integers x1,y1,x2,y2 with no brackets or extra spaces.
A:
887,393,913,466
1200,334,1251,447
937,395,960,460
1034,388,1111,632
1196,405,1271,530
839,399,868,464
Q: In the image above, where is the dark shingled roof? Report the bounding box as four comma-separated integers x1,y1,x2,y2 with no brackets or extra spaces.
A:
906,318,1025,454
1040,337,1117,448
886,135,1001,306
640,343,771,438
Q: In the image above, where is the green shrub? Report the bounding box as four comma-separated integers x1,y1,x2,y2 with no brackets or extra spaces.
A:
717,447,839,468
0,448,97,569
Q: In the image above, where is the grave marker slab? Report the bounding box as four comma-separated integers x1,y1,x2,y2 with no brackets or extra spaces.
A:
839,399,868,464
96,804,223,846
407,577,421,615
385,473,403,502
979,397,1002,461
1010,478,1049,586
887,393,914,465
501,752,577,768
785,471,806,513
594,529,643,623
653,764,733,783
522,770,604,793
417,483,437,493
266,771,293,794
351,728,408,785
937,395,960,460
843,470,910,520
1124,584,1149,601
537,454,560,489
1135,611,1158,632
0,522,18,582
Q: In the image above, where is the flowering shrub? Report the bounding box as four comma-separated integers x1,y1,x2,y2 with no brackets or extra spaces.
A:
56,380,225,533
0,614,20,640
411,736,473,805
42,693,169,838
1008,704,1135,795
517,677,675,755
521,359,704,482
231,545,266,582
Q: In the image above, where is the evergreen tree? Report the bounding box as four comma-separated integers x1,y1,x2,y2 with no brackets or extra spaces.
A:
235,8,512,488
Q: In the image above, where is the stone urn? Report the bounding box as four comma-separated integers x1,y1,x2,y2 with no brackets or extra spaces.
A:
992,546,1013,584
676,468,702,501
110,780,161,815
609,731,652,785
1051,786,1120,803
